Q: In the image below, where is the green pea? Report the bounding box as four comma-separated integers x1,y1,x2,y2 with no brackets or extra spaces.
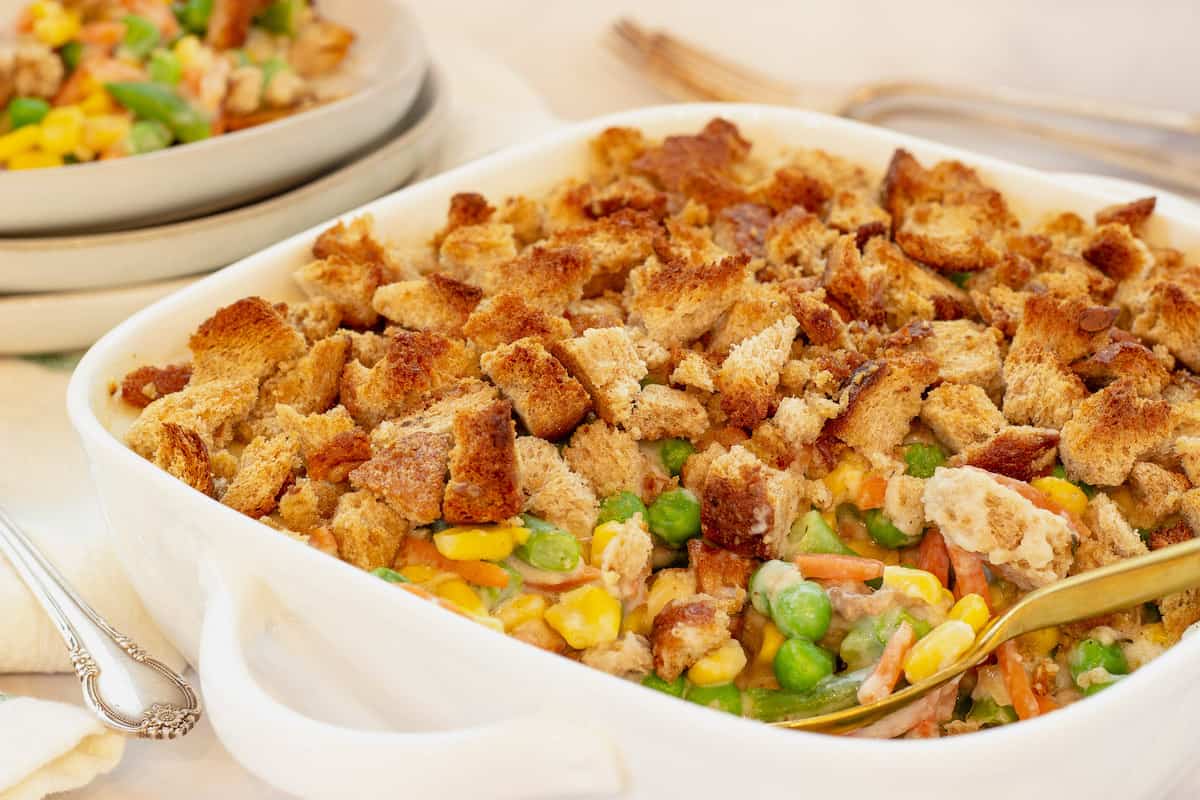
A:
743,669,867,722
748,560,803,615
1068,638,1128,693
904,442,946,479
148,49,182,85
478,565,523,608
122,14,161,60
178,0,213,34
515,529,580,572
256,0,304,34
126,119,173,154
683,683,743,715
597,491,647,525
642,672,686,697
863,508,923,549
659,439,695,477
370,567,409,584
839,620,886,671
59,41,83,72
770,581,832,641
948,271,973,289
774,639,835,692
967,697,1018,727
789,509,858,556
646,488,701,547
877,607,932,642
6,97,49,129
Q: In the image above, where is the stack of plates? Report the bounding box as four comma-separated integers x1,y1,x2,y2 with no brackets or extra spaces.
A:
0,0,446,355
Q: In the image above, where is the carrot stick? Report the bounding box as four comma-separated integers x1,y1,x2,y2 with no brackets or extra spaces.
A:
858,621,916,705
997,641,1040,721
795,553,885,582
400,538,511,588
1035,693,1059,714
946,543,992,607
917,529,951,587
857,474,888,510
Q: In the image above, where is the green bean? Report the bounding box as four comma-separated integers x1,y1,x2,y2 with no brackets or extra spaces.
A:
641,672,686,698
256,0,304,34
370,567,410,584
743,669,868,722
126,120,173,154
6,97,49,129
122,15,160,60
59,41,83,72
105,82,211,143
148,49,182,85
789,509,858,556
683,683,742,715
966,697,1018,727
178,0,213,34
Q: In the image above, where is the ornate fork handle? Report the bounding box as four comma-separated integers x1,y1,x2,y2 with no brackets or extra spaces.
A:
0,504,200,739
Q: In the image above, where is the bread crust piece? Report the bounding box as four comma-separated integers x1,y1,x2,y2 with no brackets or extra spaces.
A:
249,335,349,435
1071,340,1171,397
369,379,498,449
548,209,659,291
1081,222,1155,281
552,326,647,427
438,222,519,286
631,117,750,194
1176,436,1200,485
717,315,799,429
120,364,192,408
581,633,653,678
650,594,732,681
826,353,938,458
626,384,709,441
442,399,522,524
372,273,482,335
688,538,754,615
1131,281,1200,372
1072,493,1148,574
278,477,341,534
329,490,410,571
461,292,574,351
1010,294,1114,365
294,256,383,330
670,350,718,393
1059,379,1173,486
432,192,495,247
625,253,751,348
765,208,840,276
127,376,258,457
152,423,214,496
349,431,450,525
1001,344,1088,429
920,383,1006,453
701,445,801,559
276,404,369,482
481,338,592,440
1128,462,1190,524
564,420,645,500
484,245,595,315
188,297,306,384
947,426,1060,483
902,319,1003,394
514,437,598,539
221,434,300,518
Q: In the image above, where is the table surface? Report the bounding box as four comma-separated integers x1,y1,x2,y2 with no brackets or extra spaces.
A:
4,0,1199,796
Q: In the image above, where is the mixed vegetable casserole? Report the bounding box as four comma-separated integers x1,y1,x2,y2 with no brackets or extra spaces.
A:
116,119,1200,737
0,0,353,168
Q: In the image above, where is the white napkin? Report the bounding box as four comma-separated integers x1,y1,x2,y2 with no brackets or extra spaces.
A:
0,692,125,800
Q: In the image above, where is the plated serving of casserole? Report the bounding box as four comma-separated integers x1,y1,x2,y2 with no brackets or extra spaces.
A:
112,117,1200,739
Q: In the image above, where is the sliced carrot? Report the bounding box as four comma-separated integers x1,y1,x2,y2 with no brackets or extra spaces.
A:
795,553,885,582
857,473,888,510
907,719,940,738
400,538,511,588
1035,693,1060,714
858,621,916,705
946,543,992,608
78,21,126,48
917,529,951,587
997,641,1040,721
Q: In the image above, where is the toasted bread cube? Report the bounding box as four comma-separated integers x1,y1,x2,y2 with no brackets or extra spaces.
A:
924,466,1073,589
254,334,348,425
688,538,754,616
514,437,598,539
883,475,926,538
188,297,306,385
349,431,450,525
707,281,792,355
372,273,483,335
329,490,410,571
631,118,749,193
548,209,658,289
294,257,383,330
461,292,574,351
1129,462,1190,524
650,594,731,681
565,295,625,336
786,287,851,348
1176,437,1200,486
284,297,343,343
442,399,522,524
826,354,938,458
821,234,886,324
481,338,592,440
564,420,645,500
625,253,751,347
866,238,972,326
712,202,772,258
947,426,1060,483
770,394,841,450
1160,589,1200,642
1183,489,1200,535
553,327,647,426
127,377,258,457
312,215,401,278
765,208,839,275
700,445,801,559
432,192,495,246
1072,340,1171,397
589,126,648,183
278,478,341,534
1081,222,1155,281
437,222,518,287
581,633,653,678
1095,196,1155,232
1011,294,1114,365
627,385,709,441
221,434,300,518
369,380,499,450
484,245,595,315
120,363,192,409
150,423,214,496
1059,380,1173,486
718,315,799,429
670,350,717,393
903,319,1003,393
1001,345,1088,429
1073,493,1148,574
276,404,369,483
1131,282,1200,372
598,516,654,603
920,383,1006,453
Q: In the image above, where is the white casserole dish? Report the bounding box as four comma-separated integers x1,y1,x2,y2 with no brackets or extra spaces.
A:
0,0,426,235
67,105,1200,800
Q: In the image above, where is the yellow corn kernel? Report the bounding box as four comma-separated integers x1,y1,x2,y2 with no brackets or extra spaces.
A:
494,593,546,632
82,115,131,153
1030,476,1089,518
1018,626,1060,658
754,621,785,668
0,125,42,161
433,526,524,562
544,585,621,649
590,521,624,564
902,620,976,683
7,150,63,170
173,35,208,71
688,640,748,687
38,107,84,156
32,5,80,47
939,588,956,608
399,564,439,583
435,579,486,616
883,565,944,606
949,593,990,633
1143,622,1169,647
823,451,870,506
621,604,651,636
80,90,117,116
646,569,697,621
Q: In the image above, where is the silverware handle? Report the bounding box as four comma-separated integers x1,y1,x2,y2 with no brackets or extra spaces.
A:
0,504,200,738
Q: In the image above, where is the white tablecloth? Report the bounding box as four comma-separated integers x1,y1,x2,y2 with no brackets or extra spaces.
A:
3,0,1198,796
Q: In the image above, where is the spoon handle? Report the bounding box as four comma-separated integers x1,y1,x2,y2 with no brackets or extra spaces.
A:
0,504,200,738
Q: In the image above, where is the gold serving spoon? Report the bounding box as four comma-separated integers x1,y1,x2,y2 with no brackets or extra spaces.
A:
771,536,1200,733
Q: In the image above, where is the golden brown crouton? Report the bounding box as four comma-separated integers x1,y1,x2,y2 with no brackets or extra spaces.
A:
598,515,654,602
432,193,495,247
253,334,348,426
349,432,450,525
632,118,750,194
496,195,543,245
151,423,213,496
717,315,799,429
867,237,971,326
1183,489,1200,535
371,273,482,335
1010,294,1114,365
563,420,645,500
902,318,1002,392
564,294,625,336
284,297,343,343
627,384,709,441
276,404,357,474
294,257,382,330
484,245,594,315
759,165,830,215
701,445,801,559
589,126,648,184
442,399,522,524
481,338,592,440
826,354,938,458
205,0,257,47
650,594,732,681
221,434,299,518
713,202,773,258
438,222,519,286
1131,281,1200,372
127,377,258,457
707,282,792,355
1001,345,1088,429
1095,196,1155,233
1128,462,1190,524
820,234,885,324
552,326,647,426
188,297,306,385
947,426,1060,483
784,286,851,348
367,380,498,452
670,350,718,393
1072,340,1172,397
920,383,1006,453
1059,380,1173,486
548,210,658,292
514,437,598,538
278,477,341,534
1147,521,1193,552
120,363,192,409
329,490,410,571
625,253,751,348
688,538,754,615
681,442,727,495
581,633,653,678
770,394,842,452
461,292,574,351
1159,589,1200,642
1176,436,1200,485
1073,493,1147,574
766,209,840,277
1081,222,1155,281
312,215,398,277
883,475,926,537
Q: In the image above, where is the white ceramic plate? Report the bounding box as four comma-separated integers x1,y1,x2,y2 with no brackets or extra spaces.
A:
0,68,446,296
0,0,426,235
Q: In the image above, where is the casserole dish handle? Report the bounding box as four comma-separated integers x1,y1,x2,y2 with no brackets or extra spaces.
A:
197,562,625,799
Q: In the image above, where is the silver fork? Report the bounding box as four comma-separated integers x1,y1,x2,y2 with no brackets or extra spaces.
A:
0,504,200,738
610,18,1200,196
